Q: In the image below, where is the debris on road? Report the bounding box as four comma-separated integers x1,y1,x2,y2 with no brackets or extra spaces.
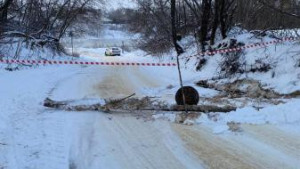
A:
43,96,237,114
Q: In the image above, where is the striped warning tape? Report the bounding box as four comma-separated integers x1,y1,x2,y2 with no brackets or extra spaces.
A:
0,59,177,67
0,37,298,66
191,37,299,58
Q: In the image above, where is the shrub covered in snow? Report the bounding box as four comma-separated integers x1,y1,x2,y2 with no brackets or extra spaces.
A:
218,39,246,77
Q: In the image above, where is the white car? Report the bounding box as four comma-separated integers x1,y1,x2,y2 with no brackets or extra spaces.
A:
105,47,121,56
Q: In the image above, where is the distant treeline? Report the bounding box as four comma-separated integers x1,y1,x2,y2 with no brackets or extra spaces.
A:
0,0,103,42
107,0,300,54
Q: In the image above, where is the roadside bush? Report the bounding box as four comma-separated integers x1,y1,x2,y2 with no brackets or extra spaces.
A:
196,57,207,71
139,37,172,55
248,60,272,73
219,39,246,77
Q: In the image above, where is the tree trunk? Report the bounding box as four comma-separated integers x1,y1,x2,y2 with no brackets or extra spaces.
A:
199,0,212,51
44,98,237,113
219,0,227,39
210,0,220,45
171,0,184,55
0,0,13,23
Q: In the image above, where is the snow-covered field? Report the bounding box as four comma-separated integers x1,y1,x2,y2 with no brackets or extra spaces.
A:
61,24,138,49
1,26,300,169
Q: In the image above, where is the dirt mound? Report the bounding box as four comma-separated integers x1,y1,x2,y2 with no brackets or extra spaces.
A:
196,79,288,109
222,79,281,99
197,79,282,99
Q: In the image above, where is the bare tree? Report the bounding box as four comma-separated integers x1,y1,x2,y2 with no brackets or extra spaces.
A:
198,0,212,51
0,0,103,57
128,0,237,56
0,0,13,23
234,0,300,30
258,0,300,20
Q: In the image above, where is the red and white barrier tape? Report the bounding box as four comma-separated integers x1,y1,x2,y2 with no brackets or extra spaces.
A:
192,37,299,57
0,59,177,67
1,37,298,66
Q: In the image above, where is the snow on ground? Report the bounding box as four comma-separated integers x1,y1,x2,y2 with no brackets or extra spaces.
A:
0,58,207,168
0,66,79,168
204,99,300,125
1,25,300,169
61,24,139,49
194,98,300,135
179,33,300,94
149,31,300,141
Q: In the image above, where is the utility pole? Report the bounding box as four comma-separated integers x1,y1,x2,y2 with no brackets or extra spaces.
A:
171,0,188,114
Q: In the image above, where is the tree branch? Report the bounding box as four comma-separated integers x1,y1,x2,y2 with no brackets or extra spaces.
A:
258,0,300,20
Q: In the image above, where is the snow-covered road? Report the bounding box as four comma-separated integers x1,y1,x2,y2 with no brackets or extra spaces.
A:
68,111,204,169
1,45,300,169
54,49,300,169
48,54,205,169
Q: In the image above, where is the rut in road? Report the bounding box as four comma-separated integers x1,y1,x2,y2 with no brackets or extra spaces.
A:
173,124,300,169
94,66,162,99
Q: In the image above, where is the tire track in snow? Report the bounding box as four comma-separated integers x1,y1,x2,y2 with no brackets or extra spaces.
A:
173,124,256,169
243,125,300,161
173,124,300,169
39,111,69,169
94,66,161,99
69,113,203,169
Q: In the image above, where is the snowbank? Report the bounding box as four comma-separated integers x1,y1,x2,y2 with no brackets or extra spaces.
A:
174,32,300,94
197,99,300,125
